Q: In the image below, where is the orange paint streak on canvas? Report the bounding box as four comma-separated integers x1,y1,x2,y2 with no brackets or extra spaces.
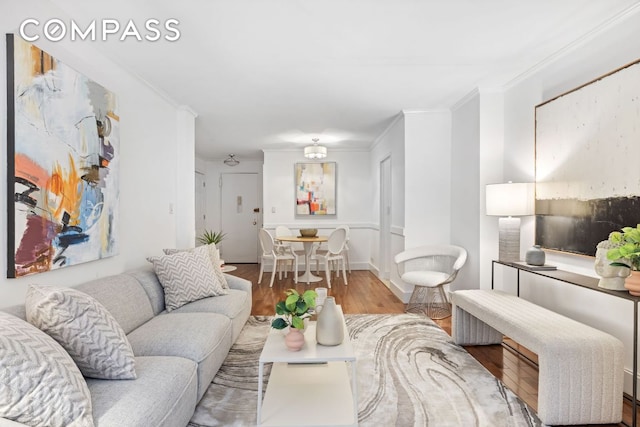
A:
15,154,50,187
107,110,120,122
46,155,82,226
28,44,56,76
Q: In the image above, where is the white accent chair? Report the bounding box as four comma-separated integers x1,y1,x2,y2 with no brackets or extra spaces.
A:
258,229,299,288
314,228,348,288
394,245,467,319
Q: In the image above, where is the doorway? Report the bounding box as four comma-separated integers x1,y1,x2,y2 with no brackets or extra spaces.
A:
220,173,259,263
380,156,392,279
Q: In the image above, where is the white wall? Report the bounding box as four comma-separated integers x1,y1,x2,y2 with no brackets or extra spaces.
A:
262,149,373,270
0,3,193,307
403,111,452,250
175,107,198,248
450,93,480,290
470,8,640,395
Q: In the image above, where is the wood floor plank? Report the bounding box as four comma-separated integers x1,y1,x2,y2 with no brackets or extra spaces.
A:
227,263,635,427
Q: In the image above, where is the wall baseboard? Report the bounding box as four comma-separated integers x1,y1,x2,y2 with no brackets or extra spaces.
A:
368,262,411,303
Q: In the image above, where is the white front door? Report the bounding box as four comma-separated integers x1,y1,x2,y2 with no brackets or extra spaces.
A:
220,173,259,263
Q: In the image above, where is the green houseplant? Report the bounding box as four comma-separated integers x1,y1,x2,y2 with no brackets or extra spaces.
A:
272,289,317,351
271,289,317,330
606,225,640,270
606,225,640,296
197,230,226,246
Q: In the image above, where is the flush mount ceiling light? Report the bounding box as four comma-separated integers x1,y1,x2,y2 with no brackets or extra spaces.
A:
223,154,239,166
304,138,327,159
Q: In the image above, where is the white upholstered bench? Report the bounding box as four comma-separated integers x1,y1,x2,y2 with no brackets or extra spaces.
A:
451,289,624,426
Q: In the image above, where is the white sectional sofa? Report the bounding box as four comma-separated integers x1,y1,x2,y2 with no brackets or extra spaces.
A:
0,266,252,427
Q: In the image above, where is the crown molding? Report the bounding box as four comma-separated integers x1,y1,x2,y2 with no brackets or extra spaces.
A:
178,105,198,118
503,3,640,90
371,113,403,151
401,108,450,115
450,88,480,111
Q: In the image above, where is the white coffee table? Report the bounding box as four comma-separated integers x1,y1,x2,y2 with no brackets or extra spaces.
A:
257,309,357,426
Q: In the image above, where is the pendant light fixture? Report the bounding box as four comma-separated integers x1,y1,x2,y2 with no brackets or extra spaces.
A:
304,138,327,159
223,154,239,166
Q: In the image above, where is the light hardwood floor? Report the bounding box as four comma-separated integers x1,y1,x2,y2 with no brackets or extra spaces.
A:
230,263,635,427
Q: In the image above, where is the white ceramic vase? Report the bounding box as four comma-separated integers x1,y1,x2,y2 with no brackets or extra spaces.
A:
594,244,630,291
316,297,344,346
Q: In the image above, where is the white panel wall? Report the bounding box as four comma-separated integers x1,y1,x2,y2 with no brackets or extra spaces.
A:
0,3,191,307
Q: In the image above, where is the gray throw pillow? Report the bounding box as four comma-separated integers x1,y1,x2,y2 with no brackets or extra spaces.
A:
149,244,227,312
163,243,229,289
0,311,94,427
26,285,137,380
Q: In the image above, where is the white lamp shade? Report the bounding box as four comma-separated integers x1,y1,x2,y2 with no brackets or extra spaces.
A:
486,182,535,216
304,144,327,159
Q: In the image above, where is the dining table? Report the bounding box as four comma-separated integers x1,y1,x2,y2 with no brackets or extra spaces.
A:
276,235,328,284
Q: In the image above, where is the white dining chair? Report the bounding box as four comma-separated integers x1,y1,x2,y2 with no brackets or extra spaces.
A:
336,225,351,274
258,229,299,287
314,228,348,288
274,226,296,256
394,245,467,319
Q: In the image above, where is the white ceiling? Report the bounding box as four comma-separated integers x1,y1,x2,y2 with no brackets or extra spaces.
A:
49,0,640,160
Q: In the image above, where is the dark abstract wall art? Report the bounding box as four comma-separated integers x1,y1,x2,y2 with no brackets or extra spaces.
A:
6,34,119,278
535,58,640,256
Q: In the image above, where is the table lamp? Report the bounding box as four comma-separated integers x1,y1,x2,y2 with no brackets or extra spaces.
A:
486,182,535,262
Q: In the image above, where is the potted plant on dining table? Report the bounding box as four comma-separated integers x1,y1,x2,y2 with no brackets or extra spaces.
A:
606,224,640,295
271,289,317,351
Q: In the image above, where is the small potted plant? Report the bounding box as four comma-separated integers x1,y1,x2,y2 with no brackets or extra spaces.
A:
197,230,226,246
271,289,317,351
606,225,640,295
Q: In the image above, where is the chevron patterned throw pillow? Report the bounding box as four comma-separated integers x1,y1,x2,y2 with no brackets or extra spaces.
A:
26,285,137,380
0,311,94,426
163,243,229,289
149,244,228,311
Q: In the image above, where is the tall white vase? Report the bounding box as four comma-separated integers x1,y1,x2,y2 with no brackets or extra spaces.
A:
316,297,344,346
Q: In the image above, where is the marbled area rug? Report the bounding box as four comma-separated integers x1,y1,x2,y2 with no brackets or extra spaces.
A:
188,314,544,427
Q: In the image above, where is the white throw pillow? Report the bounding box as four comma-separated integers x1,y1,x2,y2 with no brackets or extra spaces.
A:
0,311,94,427
163,243,229,289
149,244,227,312
26,285,137,380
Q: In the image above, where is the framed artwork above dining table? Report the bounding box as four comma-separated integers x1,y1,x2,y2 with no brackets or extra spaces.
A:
295,162,336,216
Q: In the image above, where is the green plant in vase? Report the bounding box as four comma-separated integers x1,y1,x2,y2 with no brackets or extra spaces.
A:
271,289,317,351
607,225,640,295
271,289,317,330
197,230,226,246
606,225,640,270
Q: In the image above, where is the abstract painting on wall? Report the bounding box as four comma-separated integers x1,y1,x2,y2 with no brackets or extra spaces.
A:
6,34,119,278
535,58,640,256
295,162,336,215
